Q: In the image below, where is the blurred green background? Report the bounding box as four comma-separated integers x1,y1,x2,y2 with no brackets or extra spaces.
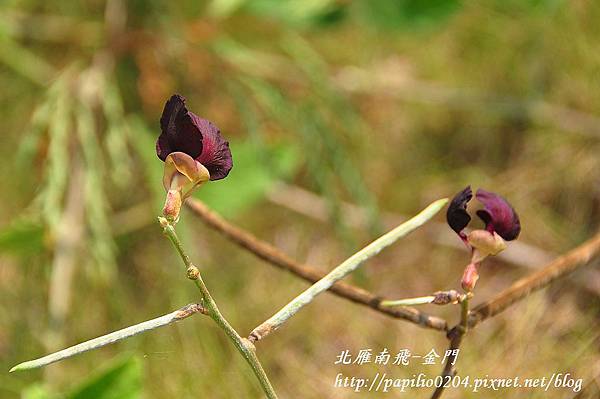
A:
1,0,599,398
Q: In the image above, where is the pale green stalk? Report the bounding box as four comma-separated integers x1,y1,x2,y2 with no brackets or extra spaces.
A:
381,296,436,307
10,303,205,372
249,198,448,342
381,289,461,307
159,218,278,399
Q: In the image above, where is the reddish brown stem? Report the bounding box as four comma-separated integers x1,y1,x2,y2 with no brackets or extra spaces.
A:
185,198,448,332
469,231,600,328
186,199,600,399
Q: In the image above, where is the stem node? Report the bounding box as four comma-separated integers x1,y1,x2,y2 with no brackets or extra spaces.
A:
186,265,200,280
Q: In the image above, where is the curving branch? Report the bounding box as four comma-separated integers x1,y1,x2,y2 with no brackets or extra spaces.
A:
159,218,278,399
265,182,553,269
10,303,207,372
248,199,448,342
469,231,600,328
185,197,600,399
429,232,600,398
185,198,448,332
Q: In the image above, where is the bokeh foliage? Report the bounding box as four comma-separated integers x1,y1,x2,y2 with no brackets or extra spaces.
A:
1,0,599,398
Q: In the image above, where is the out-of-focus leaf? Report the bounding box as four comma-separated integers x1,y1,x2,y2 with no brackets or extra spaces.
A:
242,0,343,27
208,0,248,17
67,356,142,399
21,384,54,399
357,0,462,30
239,75,382,237
102,80,133,187
17,66,73,167
0,219,45,255
196,140,300,216
17,100,51,167
39,73,71,230
0,19,55,85
493,0,564,13
76,102,116,280
127,116,165,209
212,37,290,80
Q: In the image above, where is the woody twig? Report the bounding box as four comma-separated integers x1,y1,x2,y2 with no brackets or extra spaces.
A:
185,198,448,332
469,231,600,328
248,199,449,343
428,231,600,399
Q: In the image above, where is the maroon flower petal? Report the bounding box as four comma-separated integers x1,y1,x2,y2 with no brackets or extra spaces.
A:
191,113,233,181
156,94,233,181
156,131,172,161
475,189,521,241
156,95,203,161
446,186,473,240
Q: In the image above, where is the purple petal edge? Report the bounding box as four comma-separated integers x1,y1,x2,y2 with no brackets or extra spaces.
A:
475,189,521,241
446,185,473,240
191,113,233,180
156,94,203,161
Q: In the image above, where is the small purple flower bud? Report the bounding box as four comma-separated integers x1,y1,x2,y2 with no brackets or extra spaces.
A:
461,262,479,292
156,94,233,181
446,186,473,241
475,189,521,241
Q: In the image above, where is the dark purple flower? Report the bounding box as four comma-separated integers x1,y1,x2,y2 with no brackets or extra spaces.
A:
447,186,521,242
475,189,521,241
446,186,473,241
156,94,232,180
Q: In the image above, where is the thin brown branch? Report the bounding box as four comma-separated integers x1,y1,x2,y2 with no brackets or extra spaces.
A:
184,198,448,332
430,232,600,399
247,199,448,343
266,182,554,269
185,198,600,398
469,231,600,328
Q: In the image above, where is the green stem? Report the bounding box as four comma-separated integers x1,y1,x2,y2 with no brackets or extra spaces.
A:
160,218,277,399
9,303,206,372
249,198,448,342
381,296,436,307
460,296,470,332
